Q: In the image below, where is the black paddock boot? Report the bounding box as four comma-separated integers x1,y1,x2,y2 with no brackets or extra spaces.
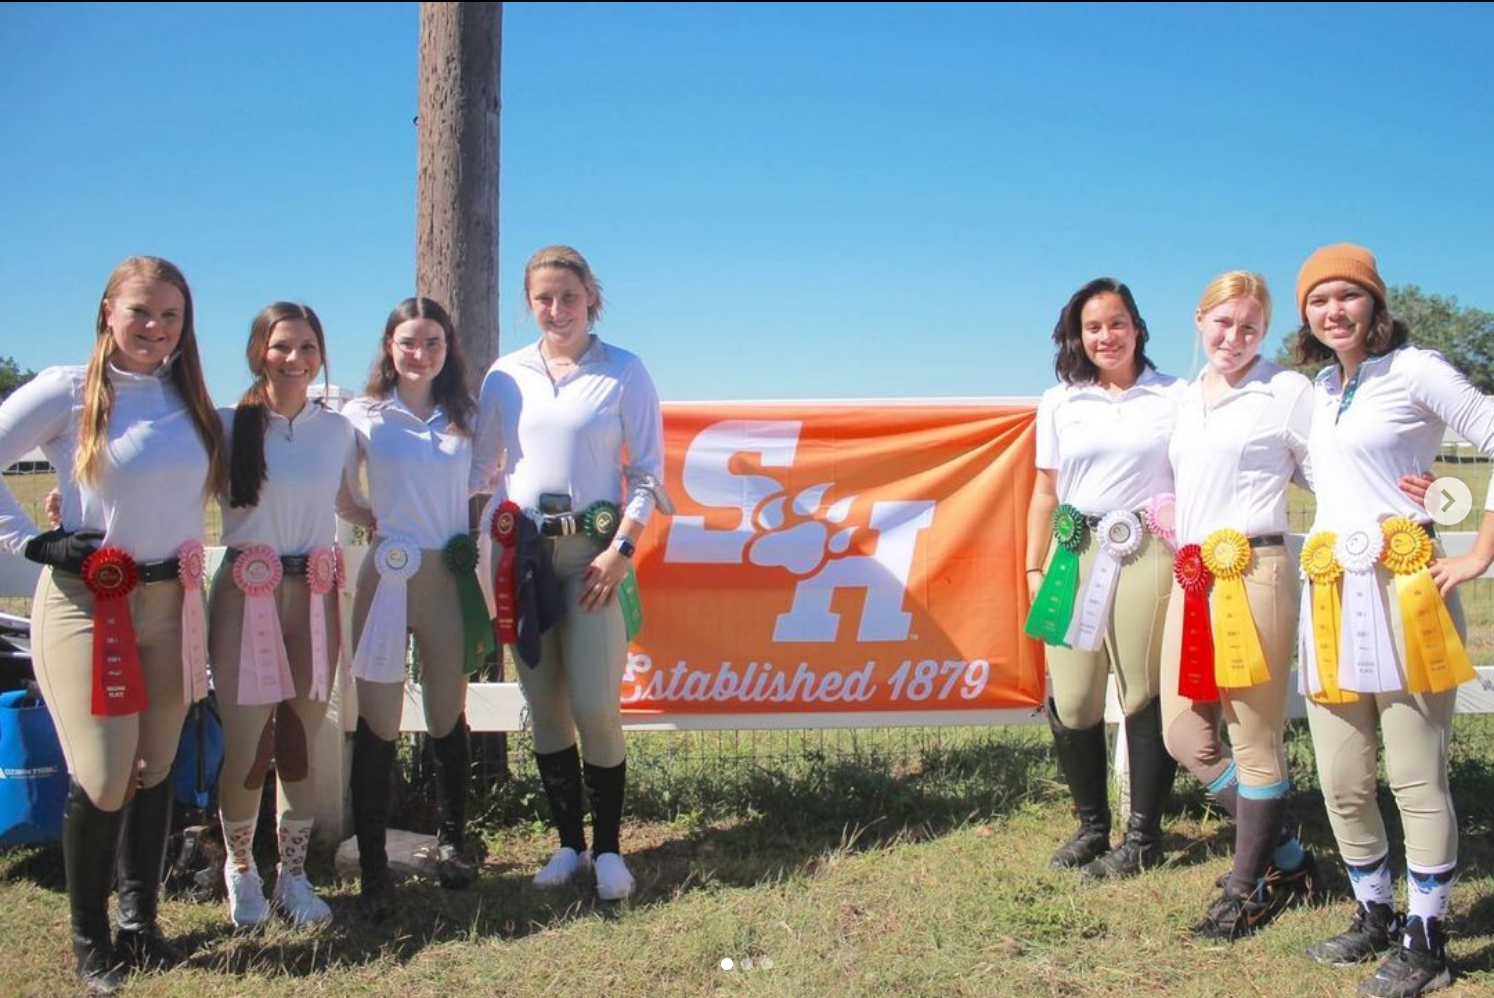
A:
63,782,125,996
1307,901,1402,966
1081,697,1176,880
429,717,478,890
351,718,398,918
114,779,187,971
1359,915,1453,998
1045,700,1111,869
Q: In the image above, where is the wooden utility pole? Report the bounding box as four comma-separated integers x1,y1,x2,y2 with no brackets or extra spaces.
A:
416,2,502,384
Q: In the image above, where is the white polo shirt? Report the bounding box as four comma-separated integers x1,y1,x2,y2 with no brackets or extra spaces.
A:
1309,346,1494,532
1169,359,1314,545
1035,366,1184,515
341,394,472,549
470,337,672,523
219,403,360,555
0,364,209,561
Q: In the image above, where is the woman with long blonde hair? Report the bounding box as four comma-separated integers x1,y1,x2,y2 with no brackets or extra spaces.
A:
0,256,223,994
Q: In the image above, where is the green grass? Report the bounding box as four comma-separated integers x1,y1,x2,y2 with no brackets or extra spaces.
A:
3,721,1493,998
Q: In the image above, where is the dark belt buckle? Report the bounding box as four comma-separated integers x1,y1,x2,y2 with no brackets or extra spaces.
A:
138,557,181,585
1247,534,1286,549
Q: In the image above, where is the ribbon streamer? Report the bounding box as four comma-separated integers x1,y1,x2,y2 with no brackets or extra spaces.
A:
306,546,337,701
444,533,494,676
333,545,350,691
489,502,522,645
177,540,209,704
353,536,421,683
619,562,644,640
1202,529,1270,689
1065,510,1143,651
1298,533,1356,704
1025,504,1088,647
1335,525,1401,693
83,548,147,716
1381,517,1475,694
1174,544,1217,702
233,544,295,706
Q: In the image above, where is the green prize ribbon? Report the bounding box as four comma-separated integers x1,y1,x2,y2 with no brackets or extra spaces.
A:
443,533,493,675
582,501,622,545
1024,504,1088,647
618,562,644,641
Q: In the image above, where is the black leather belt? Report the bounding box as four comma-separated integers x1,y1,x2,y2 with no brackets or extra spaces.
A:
224,547,311,576
1249,534,1286,549
1083,510,1146,528
55,556,180,584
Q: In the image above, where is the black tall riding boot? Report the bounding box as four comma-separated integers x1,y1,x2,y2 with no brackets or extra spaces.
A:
535,745,588,853
1082,697,1176,879
351,718,397,917
114,779,186,970
429,716,478,889
1046,699,1112,869
63,782,125,996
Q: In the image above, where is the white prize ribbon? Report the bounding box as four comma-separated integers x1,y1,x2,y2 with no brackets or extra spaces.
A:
1064,510,1144,652
1296,577,1324,699
1334,526,1402,693
352,536,422,683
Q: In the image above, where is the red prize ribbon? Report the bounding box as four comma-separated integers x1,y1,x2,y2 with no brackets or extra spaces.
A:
1173,544,1217,703
489,501,522,644
82,548,148,716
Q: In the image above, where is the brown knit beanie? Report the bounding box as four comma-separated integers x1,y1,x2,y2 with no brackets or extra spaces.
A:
1296,243,1387,320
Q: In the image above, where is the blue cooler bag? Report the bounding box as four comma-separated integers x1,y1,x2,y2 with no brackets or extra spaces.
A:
0,688,68,845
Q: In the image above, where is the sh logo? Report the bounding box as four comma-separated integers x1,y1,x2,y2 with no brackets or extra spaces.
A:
663,420,935,642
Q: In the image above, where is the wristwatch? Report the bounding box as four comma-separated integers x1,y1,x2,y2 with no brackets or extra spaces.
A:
613,536,636,559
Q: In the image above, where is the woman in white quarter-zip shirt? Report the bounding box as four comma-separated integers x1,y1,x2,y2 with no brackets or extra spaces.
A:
0,256,225,995
338,296,482,918
1025,278,1183,881
210,302,359,930
1293,245,1494,998
1161,271,1322,941
471,245,672,902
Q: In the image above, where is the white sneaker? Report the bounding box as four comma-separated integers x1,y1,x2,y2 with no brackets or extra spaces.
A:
594,852,635,901
271,868,333,926
225,861,270,928
532,847,593,888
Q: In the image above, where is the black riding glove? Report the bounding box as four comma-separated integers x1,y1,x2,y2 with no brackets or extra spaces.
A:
22,527,104,574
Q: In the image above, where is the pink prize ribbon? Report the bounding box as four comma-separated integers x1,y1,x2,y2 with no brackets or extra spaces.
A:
177,540,209,704
232,544,295,706
1143,493,1177,551
306,545,337,701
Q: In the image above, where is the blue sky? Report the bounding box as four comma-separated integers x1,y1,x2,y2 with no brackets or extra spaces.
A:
3,2,1491,405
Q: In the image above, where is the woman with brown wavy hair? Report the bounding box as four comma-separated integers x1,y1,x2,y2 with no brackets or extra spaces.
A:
337,296,485,917
0,256,224,994
1025,277,1182,881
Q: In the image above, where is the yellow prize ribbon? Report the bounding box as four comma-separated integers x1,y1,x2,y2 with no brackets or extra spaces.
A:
1300,533,1356,704
1380,517,1474,694
1201,528,1270,688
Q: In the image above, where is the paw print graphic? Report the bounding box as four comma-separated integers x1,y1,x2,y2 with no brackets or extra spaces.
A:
746,482,858,577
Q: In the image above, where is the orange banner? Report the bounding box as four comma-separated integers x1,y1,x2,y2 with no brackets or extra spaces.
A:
624,402,1043,714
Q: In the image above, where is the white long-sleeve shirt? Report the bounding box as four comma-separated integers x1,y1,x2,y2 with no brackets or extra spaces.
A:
0,364,209,561
1035,367,1184,515
1169,359,1314,545
1309,346,1494,532
339,394,471,549
218,403,360,554
470,338,672,523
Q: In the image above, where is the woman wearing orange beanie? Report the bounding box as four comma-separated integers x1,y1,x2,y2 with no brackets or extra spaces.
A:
1294,244,1494,997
